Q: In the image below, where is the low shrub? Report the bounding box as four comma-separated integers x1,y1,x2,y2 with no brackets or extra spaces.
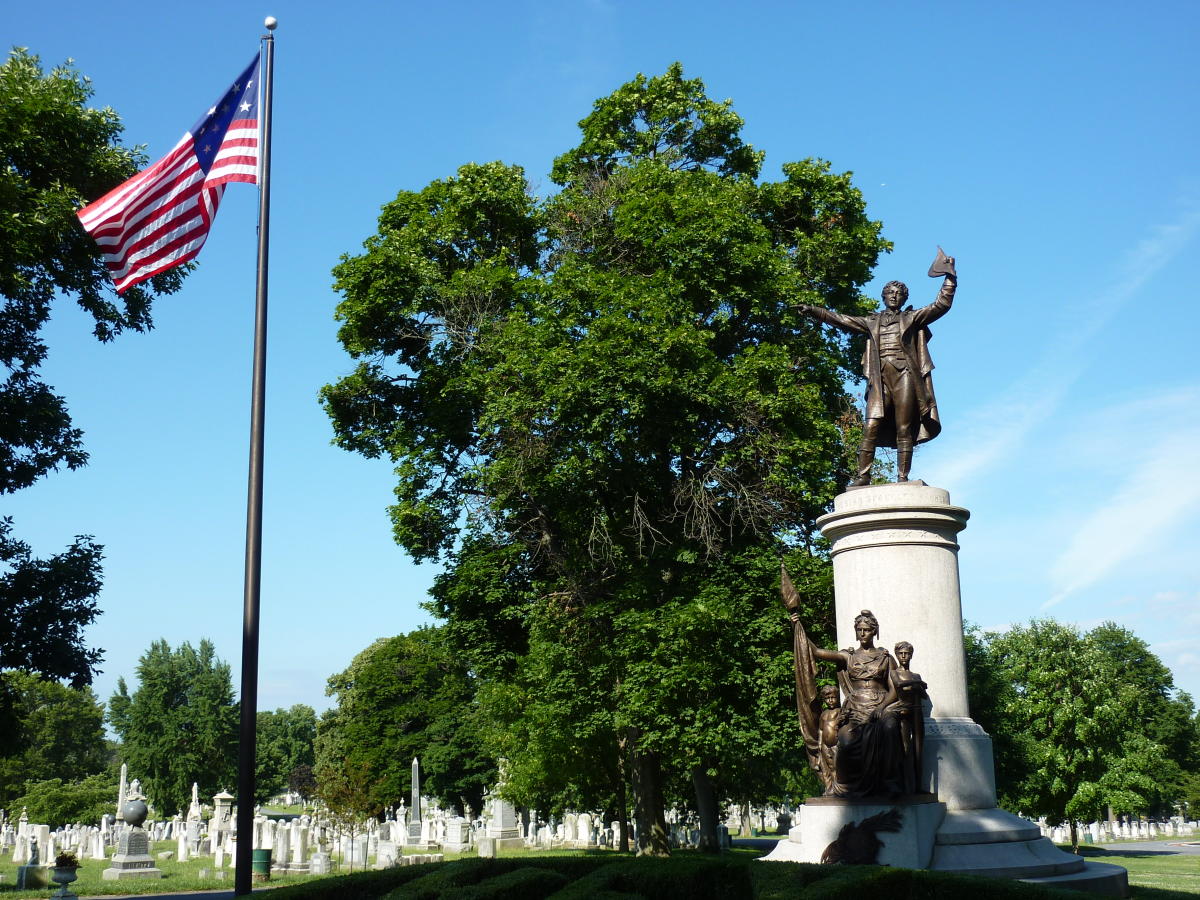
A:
751,862,1085,900
386,857,615,899
268,863,439,899
263,853,1098,900
547,856,750,900
441,866,569,899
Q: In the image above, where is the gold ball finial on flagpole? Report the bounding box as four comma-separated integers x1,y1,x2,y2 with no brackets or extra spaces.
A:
264,16,278,30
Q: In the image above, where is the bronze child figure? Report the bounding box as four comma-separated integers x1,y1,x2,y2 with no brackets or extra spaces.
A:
890,641,928,795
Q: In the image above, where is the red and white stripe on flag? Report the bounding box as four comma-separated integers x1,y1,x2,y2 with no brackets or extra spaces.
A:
77,54,261,294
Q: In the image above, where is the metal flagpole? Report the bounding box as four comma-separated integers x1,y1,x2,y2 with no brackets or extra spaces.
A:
235,16,275,898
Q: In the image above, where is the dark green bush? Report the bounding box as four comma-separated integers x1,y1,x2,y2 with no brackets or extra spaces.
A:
267,853,1094,900
442,866,569,899
547,856,750,899
268,863,441,899
387,858,580,899
752,863,1085,900
749,859,845,899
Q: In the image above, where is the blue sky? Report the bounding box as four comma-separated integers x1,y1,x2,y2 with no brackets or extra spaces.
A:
6,0,1199,715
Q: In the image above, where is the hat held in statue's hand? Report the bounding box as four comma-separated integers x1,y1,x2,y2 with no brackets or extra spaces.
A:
928,246,956,278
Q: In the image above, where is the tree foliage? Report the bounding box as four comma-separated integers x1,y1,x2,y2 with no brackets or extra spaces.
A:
966,619,1198,849
288,763,317,801
107,639,237,814
0,670,108,803
0,522,104,704
315,627,495,817
324,63,887,853
0,48,189,707
255,704,317,804
10,773,117,826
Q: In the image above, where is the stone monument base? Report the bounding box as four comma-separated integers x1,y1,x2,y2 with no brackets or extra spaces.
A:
762,800,1129,896
930,807,1128,895
16,865,50,889
762,797,945,868
923,717,998,809
102,827,163,881
484,829,524,851
102,861,164,881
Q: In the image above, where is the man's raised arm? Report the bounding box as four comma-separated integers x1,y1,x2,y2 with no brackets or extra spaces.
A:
912,258,957,327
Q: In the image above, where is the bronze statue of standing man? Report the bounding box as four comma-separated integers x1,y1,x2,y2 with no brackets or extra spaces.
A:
797,249,957,486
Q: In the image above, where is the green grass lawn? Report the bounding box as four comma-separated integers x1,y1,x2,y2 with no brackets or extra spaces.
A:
0,839,333,898
1075,843,1200,899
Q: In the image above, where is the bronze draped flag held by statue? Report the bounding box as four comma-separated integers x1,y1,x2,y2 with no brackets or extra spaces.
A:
781,565,821,775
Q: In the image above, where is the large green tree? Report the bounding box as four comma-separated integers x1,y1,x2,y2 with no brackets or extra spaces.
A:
107,639,238,814
314,627,495,817
0,48,187,715
967,619,1197,851
0,670,109,805
467,545,830,852
324,63,885,854
1086,621,1200,811
255,704,317,804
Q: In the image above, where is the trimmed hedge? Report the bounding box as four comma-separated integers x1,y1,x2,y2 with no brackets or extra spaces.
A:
268,853,1093,900
548,856,750,899
752,861,1086,900
385,858,610,899
441,866,569,899
266,863,442,899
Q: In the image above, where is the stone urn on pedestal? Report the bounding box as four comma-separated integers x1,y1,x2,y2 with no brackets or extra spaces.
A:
50,852,80,900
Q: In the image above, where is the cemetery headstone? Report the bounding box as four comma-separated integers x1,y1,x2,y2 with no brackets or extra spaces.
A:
407,758,424,846
309,850,331,874
102,795,162,881
115,765,127,824
15,835,49,890
443,817,471,853
374,840,398,869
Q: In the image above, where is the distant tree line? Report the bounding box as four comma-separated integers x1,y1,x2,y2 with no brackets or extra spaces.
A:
0,640,318,823
966,620,1200,850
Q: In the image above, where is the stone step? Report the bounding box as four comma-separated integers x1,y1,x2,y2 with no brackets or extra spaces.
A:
935,808,1042,845
1020,860,1130,897
931,836,1085,879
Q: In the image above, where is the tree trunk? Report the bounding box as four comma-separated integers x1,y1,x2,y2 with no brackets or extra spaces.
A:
1069,821,1079,854
617,732,630,853
630,733,670,857
692,766,720,854
740,800,751,837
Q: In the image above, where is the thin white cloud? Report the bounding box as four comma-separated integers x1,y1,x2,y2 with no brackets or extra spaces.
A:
1043,423,1200,609
1174,652,1200,670
926,198,1200,492
929,375,1071,490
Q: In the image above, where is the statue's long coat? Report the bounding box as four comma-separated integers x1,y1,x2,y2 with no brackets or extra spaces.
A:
806,280,955,448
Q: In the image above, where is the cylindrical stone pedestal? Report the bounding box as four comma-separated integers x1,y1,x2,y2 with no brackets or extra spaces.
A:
816,481,994,810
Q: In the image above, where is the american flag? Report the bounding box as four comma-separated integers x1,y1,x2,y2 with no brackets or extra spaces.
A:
77,55,261,294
